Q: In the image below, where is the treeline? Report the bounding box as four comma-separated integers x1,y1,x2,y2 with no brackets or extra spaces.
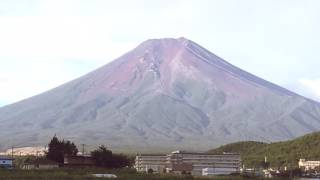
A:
208,131,320,168
46,135,132,168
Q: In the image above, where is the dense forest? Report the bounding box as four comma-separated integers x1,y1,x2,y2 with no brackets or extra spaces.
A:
208,132,320,168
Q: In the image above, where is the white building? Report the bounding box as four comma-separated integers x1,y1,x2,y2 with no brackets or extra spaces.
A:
134,154,167,173
169,151,241,175
135,150,241,176
0,156,14,169
299,159,320,170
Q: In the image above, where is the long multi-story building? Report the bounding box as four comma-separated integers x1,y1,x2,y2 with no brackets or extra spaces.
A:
299,159,320,170
135,154,168,173
135,150,241,176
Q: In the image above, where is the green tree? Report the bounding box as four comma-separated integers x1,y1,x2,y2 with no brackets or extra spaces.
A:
261,161,270,169
46,135,78,164
46,135,64,163
63,140,78,156
91,145,113,167
147,168,154,174
91,145,132,168
111,153,131,168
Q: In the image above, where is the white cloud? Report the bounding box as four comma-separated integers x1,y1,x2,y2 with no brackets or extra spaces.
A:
0,16,137,60
0,58,79,105
298,78,320,100
0,15,137,106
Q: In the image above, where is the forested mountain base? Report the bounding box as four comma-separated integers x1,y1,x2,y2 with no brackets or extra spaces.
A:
209,132,320,168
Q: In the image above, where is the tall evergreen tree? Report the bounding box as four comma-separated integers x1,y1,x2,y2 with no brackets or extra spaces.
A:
63,140,78,156
46,135,78,164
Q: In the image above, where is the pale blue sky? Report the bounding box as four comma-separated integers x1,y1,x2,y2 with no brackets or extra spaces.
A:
0,0,320,106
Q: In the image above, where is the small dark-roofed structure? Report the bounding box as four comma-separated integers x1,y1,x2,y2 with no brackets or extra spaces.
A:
23,158,59,170
64,155,94,167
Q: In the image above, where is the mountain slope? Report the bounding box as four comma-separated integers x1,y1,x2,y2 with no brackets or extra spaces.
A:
208,132,320,168
0,37,320,152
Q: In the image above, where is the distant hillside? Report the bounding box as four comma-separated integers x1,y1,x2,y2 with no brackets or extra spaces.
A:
208,132,320,168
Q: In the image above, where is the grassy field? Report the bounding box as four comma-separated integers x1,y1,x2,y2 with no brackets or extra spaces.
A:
0,168,289,180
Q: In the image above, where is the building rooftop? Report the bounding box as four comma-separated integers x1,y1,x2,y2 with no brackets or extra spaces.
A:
171,150,240,155
0,156,14,160
137,154,167,156
136,150,240,156
25,158,59,165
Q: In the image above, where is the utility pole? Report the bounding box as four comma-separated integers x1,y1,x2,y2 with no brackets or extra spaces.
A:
11,146,14,168
82,144,85,156
11,146,14,159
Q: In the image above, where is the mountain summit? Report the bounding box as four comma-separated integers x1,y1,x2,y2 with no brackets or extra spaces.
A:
1,37,320,152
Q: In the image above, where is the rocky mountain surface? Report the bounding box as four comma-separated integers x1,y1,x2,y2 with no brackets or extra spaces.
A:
1,37,320,152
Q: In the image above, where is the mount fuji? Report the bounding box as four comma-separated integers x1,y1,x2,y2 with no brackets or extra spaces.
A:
1,37,320,152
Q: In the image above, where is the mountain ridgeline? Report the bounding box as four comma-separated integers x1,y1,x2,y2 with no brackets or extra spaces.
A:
0,37,320,152
208,132,320,168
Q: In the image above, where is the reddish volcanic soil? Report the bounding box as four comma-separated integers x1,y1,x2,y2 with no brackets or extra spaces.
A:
0,37,319,152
